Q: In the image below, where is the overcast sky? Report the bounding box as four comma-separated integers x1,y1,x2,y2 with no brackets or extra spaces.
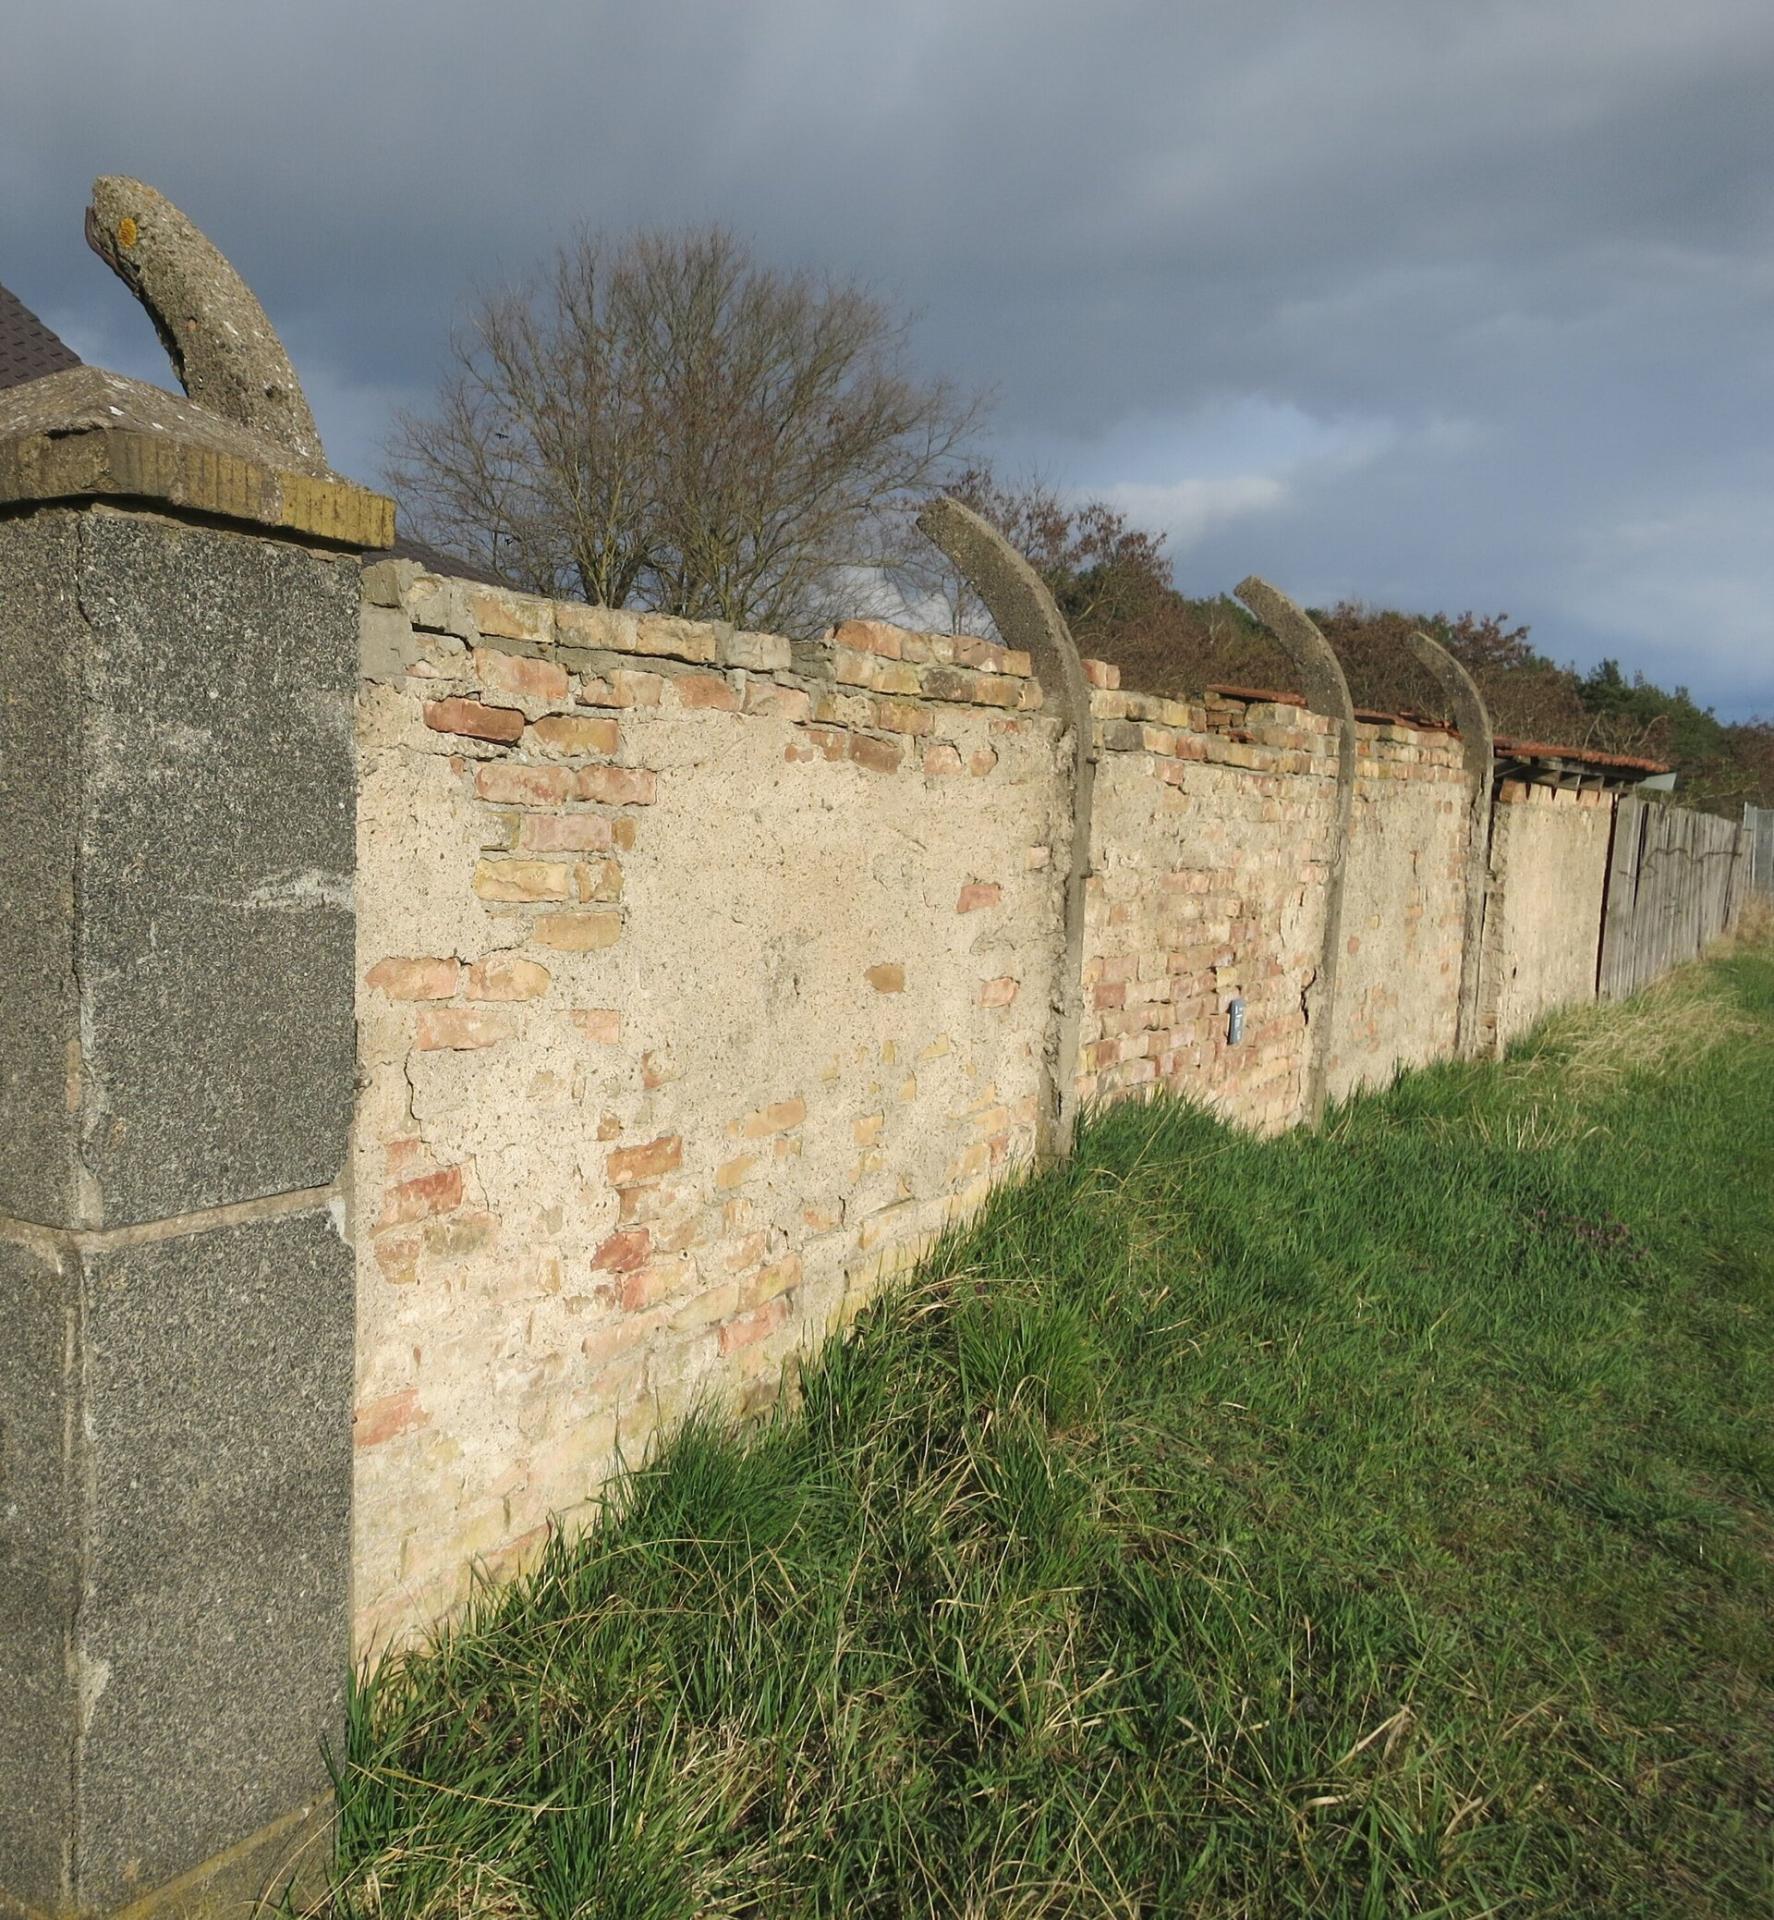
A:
6,1,1770,717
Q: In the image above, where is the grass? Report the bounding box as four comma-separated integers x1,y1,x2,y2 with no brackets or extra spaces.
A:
324,935,1774,1918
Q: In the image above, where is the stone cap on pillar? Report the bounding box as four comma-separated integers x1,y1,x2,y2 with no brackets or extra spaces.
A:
0,363,394,549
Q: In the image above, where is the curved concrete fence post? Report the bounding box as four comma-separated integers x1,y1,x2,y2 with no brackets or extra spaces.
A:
1233,577,1357,1126
916,495,1096,1162
1407,630,1495,1055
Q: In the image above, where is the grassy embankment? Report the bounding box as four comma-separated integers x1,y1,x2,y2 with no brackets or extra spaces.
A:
327,931,1774,1918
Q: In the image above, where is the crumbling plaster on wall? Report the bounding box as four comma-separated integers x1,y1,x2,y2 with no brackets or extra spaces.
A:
351,570,1068,1646
346,565,1576,1651
1479,779,1613,1053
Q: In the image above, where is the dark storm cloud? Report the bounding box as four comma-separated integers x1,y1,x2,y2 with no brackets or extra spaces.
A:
5,0,1770,712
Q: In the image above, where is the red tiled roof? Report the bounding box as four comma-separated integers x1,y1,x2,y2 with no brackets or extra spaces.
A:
0,282,80,393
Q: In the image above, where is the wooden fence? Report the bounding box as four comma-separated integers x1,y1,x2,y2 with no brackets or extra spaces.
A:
1745,804,1774,899
1597,796,1748,1001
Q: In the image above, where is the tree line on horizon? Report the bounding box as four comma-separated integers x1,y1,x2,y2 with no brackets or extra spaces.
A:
389,225,1771,819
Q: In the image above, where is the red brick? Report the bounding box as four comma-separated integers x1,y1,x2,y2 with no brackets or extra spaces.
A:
476,763,577,807
570,1007,622,1043
474,648,569,704
674,671,743,711
719,1295,790,1354
354,1386,429,1448
364,956,459,1000
578,766,657,806
607,1135,683,1186
415,1008,515,1050
847,733,902,775
872,698,932,736
424,697,524,744
923,744,963,776
379,1163,463,1227
593,1227,652,1272
831,618,904,660
1082,658,1120,689
956,882,1002,914
979,976,1020,1008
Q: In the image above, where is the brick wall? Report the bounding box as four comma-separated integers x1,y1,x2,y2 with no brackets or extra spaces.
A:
1329,719,1471,1099
349,571,1585,1651
1479,780,1613,1052
353,574,1067,1647
1079,675,1340,1132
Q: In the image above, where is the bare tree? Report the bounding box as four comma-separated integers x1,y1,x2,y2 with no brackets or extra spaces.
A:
387,227,984,635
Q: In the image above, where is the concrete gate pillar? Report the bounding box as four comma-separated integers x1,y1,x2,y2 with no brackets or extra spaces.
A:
0,384,391,1915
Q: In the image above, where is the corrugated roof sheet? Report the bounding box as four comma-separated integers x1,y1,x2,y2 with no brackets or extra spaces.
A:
0,281,81,393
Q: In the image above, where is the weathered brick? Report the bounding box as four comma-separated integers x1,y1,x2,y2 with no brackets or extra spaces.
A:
469,587,553,644
534,911,624,951
969,747,998,777
735,1097,806,1139
475,648,570,704
570,1007,622,1043
529,713,620,757
957,881,1002,914
424,697,525,744
354,1386,429,1449
722,629,794,672
476,762,577,807
866,962,905,993
415,1008,516,1050
593,1227,652,1272
979,976,1020,1008
578,766,657,806
518,812,614,852
847,733,901,775
744,682,813,723
716,1152,758,1190
473,857,574,902
465,954,552,1001
1082,657,1120,689
365,955,460,1000
742,1255,801,1309
922,743,963,776
673,671,743,712
719,1295,790,1354
831,618,904,660
607,1135,684,1186
379,1163,464,1227
872,697,933,736
577,858,624,902
423,1213,498,1262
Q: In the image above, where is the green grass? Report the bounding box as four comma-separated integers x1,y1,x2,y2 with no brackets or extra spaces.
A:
326,942,1774,1918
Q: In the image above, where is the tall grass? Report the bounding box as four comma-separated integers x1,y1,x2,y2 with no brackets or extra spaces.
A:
325,943,1774,1918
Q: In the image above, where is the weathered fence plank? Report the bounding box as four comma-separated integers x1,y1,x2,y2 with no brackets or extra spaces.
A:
1598,794,1746,1000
